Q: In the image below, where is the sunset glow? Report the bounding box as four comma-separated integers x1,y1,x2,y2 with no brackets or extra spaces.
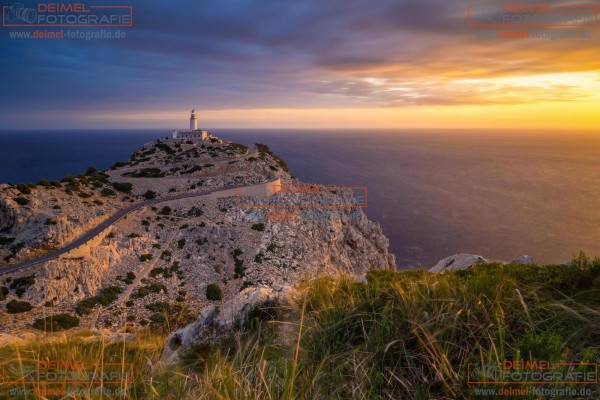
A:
1,0,599,129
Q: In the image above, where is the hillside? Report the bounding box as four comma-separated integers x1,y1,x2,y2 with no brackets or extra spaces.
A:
0,259,598,399
0,136,394,333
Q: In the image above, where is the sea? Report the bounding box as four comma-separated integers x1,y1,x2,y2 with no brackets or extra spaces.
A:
1,129,600,268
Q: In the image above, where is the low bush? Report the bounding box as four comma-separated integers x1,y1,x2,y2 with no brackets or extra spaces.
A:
160,250,172,260
77,191,92,199
0,236,15,246
9,275,35,297
251,223,265,232
158,206,172,215
128,168,165,178
75,286,122,315
139,254,153,262
101,188,116,197
15,184,32,194
32,314,80,331
143,190,156,200
6,300,33,314
112,182,133,193
187,207,203,217
13,197,29,206
119,271,136,285
0,286,8,301
132,283,167,299
206,284,223,301
232,248,245,278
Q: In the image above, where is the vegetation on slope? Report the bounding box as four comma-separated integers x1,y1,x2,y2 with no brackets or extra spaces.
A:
0,255,598,399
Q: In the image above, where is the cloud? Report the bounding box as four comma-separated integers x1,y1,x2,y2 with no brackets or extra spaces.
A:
0,0,599,128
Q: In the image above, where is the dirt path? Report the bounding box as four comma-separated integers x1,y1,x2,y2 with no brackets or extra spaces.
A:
0,178,279,276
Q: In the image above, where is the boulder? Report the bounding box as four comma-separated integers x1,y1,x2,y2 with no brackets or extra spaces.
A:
429,253,488,273
510,255,534,265
162,284,294,362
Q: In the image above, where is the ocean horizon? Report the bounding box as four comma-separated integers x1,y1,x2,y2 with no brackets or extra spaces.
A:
2,128,600,268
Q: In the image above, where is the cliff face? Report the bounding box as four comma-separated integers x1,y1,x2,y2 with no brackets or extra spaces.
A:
0,137,395,333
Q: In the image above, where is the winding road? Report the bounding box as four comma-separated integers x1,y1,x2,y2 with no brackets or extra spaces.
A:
0,178,280,276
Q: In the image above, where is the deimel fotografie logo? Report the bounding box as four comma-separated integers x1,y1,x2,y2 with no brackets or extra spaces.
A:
2,2,132,27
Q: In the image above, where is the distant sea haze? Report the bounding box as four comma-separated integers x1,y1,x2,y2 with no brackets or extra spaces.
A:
2,129,600,268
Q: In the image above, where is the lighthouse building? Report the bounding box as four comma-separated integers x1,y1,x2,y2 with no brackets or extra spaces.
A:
172,109,209,141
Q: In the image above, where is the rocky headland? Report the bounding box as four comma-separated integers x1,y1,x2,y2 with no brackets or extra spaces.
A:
0,135,395,334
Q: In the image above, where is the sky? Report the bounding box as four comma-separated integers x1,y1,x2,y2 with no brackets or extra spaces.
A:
1,0,599,130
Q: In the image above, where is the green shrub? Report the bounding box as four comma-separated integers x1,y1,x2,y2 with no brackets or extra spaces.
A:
13,197,29,206
177,238,186,249
158,206,172,215
15,184,31,194
231,248,245,278
234,260,245,278
251,223,265,232
187,207,203,217
45,218,57,225
119,271,136,285
75,286,122,315
156,142,175,155
0,236,15,246
128,168,165,178
143,190,156,200
132,283,167,299
101,188,116,197
112,182,133,193
206,284,223,301
9,275,35,297
150,267,168,278
139,254,153,262
32,313,79,331
0,286,8,301
6,300,33,314
145,302,180,313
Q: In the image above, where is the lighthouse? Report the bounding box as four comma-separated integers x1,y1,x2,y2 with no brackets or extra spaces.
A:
190,109,198,130
173,109,209,141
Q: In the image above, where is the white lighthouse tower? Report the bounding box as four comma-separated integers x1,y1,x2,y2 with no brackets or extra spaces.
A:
172,109,209,141
190,109,198,130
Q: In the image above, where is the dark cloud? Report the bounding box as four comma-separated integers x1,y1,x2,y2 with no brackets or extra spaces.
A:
0,0,599,127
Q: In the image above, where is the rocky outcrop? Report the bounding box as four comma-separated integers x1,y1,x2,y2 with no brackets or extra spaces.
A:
429,253,488,273
510,255,534,265
429,253,538,273
0,193,17,233
163,284,294,361
0,138,397,334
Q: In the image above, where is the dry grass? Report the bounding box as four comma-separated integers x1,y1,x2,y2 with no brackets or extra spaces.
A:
1,255,599,399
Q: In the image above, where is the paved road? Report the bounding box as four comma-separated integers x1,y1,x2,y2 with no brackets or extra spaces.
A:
0,178,278,276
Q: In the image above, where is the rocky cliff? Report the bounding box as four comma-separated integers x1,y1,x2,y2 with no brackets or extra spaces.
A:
0,136,395,333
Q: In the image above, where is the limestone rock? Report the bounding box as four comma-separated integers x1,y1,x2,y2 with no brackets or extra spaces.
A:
510,255,534,265
429,253,488,273
163,284,294,361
